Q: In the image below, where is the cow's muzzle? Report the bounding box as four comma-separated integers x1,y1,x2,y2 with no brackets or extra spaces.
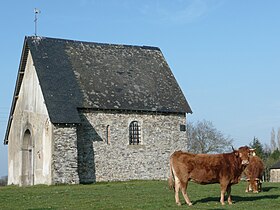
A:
242,159,249,165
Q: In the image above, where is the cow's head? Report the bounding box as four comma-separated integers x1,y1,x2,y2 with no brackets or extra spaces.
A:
233,146,253,165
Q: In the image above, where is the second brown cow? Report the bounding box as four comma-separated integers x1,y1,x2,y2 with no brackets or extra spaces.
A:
168,146,253,206
244,155,264,193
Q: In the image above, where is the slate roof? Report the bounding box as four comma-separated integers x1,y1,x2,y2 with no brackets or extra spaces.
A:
4,36,192,144
270,160,280,169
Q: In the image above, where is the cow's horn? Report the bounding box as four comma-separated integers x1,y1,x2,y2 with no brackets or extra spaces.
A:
231,146,235,151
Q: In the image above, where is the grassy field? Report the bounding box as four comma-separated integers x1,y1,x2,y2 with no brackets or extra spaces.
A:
0,180,279,210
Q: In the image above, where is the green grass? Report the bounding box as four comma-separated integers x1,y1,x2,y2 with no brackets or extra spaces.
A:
0,180,279,209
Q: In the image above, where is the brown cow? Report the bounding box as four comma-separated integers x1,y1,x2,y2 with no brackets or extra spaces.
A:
168,146,253,206
244,155,264,193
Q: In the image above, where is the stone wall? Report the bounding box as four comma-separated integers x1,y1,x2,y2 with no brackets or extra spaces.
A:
270,169,280,182
52,125,79,184
77,110,188,183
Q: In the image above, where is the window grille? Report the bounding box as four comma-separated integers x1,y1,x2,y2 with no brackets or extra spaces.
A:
180,124,186,131
129,121,141,145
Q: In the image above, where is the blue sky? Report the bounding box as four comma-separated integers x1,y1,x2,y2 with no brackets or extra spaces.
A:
1,0,280,177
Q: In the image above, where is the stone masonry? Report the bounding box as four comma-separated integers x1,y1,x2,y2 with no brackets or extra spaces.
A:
77,110,188,183
52,125,80,184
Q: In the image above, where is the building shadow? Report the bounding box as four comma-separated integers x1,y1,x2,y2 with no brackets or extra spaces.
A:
77,113,103,184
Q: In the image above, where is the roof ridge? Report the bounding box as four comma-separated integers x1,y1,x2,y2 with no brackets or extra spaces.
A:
26,35,161,51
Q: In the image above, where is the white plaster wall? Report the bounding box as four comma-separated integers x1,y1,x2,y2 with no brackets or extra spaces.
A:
8,51,53,185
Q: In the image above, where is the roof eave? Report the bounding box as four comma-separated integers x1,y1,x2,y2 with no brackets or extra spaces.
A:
4,36,29,145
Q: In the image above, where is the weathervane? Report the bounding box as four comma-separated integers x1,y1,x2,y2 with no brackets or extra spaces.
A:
34,8,41,36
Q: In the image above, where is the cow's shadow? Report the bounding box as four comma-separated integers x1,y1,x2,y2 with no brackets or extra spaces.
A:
233,194,280,203
193,194,280,205
262,186,278,192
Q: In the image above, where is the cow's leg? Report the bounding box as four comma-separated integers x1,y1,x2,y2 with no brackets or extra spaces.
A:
226,185,233,205
249,179,257,193
252,179,259,193
258,180,262,192
220,190,226,205
220,182,227,205
181,181,192,206
245,181,250,192
174,176,181,206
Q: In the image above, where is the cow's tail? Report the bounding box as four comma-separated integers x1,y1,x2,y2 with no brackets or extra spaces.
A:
168,157,175,191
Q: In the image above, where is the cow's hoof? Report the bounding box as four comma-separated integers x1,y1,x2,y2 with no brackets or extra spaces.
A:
187,202,193,206
176,202,181,206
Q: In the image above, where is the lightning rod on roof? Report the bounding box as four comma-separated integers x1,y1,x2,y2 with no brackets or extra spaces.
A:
34,8,41,36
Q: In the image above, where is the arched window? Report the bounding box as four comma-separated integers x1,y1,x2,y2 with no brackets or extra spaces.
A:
129,121,141,145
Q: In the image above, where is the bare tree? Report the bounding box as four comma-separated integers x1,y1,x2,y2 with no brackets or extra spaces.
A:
271,128,276,152
186,120,233,154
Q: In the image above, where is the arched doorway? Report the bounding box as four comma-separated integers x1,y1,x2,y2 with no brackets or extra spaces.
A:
21,129,34,186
